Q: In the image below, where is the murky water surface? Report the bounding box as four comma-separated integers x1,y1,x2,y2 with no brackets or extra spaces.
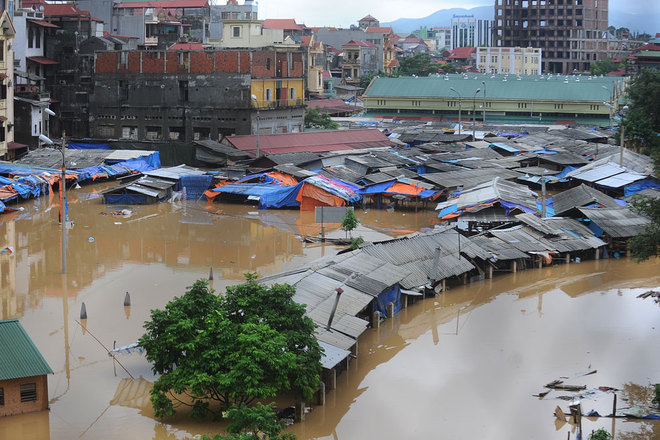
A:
1,182,659,440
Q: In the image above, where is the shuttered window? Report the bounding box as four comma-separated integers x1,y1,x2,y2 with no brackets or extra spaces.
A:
0,387,4,405
20,383,37,402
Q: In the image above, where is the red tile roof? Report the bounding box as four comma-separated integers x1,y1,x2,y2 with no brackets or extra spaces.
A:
262,18,304,30
27,19,59,28
300,35,312,47
365,26,393,34
226,129,393,157
447,47,476,59
344,40,376,48
115,0,208,8
359,15,377,22
42,3,91,17
633,43,660,52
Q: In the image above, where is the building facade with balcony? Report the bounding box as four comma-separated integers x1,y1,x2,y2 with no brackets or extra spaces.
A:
90,47,305,142
341,40,377,86
0,10,15,160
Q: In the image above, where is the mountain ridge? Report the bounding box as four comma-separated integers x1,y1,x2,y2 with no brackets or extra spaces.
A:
382,6,656,36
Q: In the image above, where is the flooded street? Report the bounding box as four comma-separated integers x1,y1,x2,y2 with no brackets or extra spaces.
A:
1,182,659,440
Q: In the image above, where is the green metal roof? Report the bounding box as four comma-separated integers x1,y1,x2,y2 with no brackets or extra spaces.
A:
634,51,660,58
0,319,53,380
364,73,623,102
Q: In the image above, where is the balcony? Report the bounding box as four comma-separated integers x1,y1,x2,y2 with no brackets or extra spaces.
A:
144,36,158,46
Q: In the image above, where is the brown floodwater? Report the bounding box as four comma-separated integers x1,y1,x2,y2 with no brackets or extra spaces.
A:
1,181,659,440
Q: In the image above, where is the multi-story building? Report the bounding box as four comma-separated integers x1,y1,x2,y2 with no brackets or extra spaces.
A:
90,48,305,142
209,0,257,42
0,10,14,159
301,35,327,99
493,0,610,74
365,26,397,75
450,15,493,50
358,15,379,30
341,40,378,85
476,46,542,75
431,27,452,52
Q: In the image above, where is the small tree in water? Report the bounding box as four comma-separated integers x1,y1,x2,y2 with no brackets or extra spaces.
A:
589,428,612,440
341,208,359,239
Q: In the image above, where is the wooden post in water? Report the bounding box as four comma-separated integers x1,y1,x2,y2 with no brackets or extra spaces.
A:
327,368,337,390
565,253,570,265
487,265,493,279
612,393,617,417
463,273,468,285
537,256,543,269
442,279,446,292
403,294,408,309
316,381,326,406
595,247,600,260
295,400,305,422
387,302,394,319
372,310,380,328
511,260,517,273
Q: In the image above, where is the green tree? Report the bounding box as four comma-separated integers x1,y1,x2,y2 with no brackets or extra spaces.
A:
398,53,439,76
628,194,660,262
139,278,322,419
589,428,612,440
621,69,660,169
341,208,360,238
203,403,296,440
590,58,622,76
304,107,339,129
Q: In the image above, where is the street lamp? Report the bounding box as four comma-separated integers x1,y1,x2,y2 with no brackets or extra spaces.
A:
619,105,629,167
449,87,462,134
250,94,260,158
482,80,486,124
39,132,67,274
472,88,481,140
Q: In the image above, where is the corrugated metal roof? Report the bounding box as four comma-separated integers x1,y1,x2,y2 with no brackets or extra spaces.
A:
578,207,652,238
424,168,521,189
468,235,530,261
318,341,351,369
435,177,538,214
226,129,394,156
567,161,626,183
0,319,53,380
490,225,558,253
143,165,206,180
552,183,621,215
364,75,621,102
273,163,317,179
595,171,647,188
264,151,321,165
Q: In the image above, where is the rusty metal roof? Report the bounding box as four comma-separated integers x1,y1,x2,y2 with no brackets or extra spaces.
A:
0,319,53,380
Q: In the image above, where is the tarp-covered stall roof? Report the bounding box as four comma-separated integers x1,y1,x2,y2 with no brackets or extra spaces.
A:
578,207,652,238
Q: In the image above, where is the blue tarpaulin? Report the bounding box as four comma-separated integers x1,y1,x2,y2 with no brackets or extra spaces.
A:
258,183,302,209
180,175,213,200
623,179,660,197
104,193,149,205
374,285,401,316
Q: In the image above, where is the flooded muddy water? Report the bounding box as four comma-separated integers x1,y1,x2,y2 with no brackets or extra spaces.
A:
1,182,659,440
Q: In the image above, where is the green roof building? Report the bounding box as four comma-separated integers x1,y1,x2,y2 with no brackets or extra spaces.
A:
0,319,53,417
363,73,627,126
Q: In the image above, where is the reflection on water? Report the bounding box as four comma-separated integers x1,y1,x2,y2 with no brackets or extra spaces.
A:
0,182,659,440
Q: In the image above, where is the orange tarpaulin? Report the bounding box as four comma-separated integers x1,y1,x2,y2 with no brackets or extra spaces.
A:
205,180,231,201
386,182,425,196
296,183,345,211
265,171,298,186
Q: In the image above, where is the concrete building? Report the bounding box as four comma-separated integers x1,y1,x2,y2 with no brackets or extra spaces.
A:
301,35,328,98
0,319,53,417
209,0,257,42
450,15,493,50
494,0,610,74
341,40,378,85
363,74,624,125
0,10,14,160
365,26,398,75
476,46,542,75
90,48,305,142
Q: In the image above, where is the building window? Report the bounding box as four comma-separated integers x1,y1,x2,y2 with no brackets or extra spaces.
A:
289,88,295,100
265,89,272,101
20,383,37,402
266,58,271,70
0,387,3,405
232,26,241,38
28,26,34,48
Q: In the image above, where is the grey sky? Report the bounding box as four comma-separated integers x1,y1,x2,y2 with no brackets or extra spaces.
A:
257,0,643,28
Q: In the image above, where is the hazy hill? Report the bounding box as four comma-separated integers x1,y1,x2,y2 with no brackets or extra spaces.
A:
383,5,656,35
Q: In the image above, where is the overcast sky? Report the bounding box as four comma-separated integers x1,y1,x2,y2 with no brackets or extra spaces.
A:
256,0,644,28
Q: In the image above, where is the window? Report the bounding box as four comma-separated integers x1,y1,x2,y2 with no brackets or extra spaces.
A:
232,26,240,38
265,88,272,101
20,383,37,402
28,26,34,48
289,88,295,100
0,387,3,405
266,58,271,70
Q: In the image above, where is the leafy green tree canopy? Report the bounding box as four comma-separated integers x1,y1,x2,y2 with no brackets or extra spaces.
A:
628,194,660,262
139,277,322,419
398,53,439,77
590,58,623,76
340,208,360,238
304,107,339,129
203,403,296,440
